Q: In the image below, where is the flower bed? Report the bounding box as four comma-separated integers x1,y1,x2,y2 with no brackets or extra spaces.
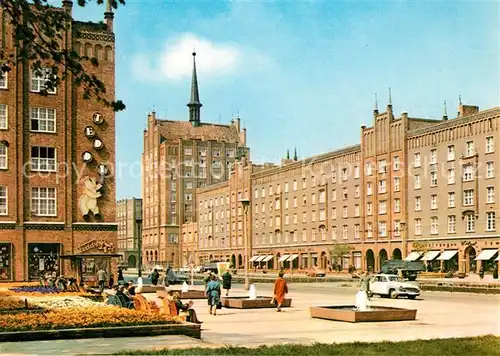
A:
0,296,30,311
24,296,104,310
9,286,60,294
0,307,181,332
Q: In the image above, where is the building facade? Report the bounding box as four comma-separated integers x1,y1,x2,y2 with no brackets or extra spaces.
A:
188,100,499,274
116,198,142,268
0,2,118,282
141,53,248,268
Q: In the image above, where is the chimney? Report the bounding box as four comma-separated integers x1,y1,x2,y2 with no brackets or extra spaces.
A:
104,0,114,32
459,105,479,118
236,117,241,132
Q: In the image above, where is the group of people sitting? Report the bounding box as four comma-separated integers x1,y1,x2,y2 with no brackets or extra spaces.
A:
40,272,79,292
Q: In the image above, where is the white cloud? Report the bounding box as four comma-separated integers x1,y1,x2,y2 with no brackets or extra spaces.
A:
132,33,269,82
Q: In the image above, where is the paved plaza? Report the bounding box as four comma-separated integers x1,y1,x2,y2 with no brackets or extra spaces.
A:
1,282,499,355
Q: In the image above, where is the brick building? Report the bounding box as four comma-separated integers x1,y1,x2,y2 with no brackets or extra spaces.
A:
116,198,142,268
0,1,118,282
141,52,248,268
188,97,499,275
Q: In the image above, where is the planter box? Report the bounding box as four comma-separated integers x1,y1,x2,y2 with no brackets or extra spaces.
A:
0,323,201,342
310,305,417,323
137,285,165,294
157,290,207,300
221,296,292,309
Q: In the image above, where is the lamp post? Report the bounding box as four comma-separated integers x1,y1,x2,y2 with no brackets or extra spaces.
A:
136,219,143,277
240,198,250,291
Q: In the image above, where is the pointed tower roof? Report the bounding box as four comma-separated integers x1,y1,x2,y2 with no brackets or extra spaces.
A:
188,52,202,107
293,147,298,161
443,100,448,120
286,149,290,160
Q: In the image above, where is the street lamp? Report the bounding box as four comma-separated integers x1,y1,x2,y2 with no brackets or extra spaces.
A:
239,198,250,291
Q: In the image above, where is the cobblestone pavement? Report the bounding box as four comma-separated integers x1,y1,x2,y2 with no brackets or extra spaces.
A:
1,283,498,355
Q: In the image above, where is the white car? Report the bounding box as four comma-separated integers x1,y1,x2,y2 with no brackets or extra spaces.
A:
368,274,420,299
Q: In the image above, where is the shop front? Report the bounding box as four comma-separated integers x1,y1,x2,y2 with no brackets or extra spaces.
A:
0,243,12,281
28,243,61,281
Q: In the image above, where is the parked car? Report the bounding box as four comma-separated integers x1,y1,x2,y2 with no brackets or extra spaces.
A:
167,271,189,285
152,265,164,272
369,274,421,299
380,259,425,281
200,263,219,274
178,266,191,273
307,266,326,277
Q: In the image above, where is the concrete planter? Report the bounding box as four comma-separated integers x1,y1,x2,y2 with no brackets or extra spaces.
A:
157,289,207,299
310,305,417,323
0,323,201,342
137,285,165,293
221,296,292,309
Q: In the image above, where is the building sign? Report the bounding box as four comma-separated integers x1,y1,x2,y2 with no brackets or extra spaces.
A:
77,239,115,254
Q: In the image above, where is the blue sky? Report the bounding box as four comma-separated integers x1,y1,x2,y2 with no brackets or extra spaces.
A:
72,0,499,199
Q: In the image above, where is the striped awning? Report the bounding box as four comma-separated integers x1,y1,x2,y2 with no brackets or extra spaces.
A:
475,249,499,261
249,256,260,262
255,255,267,262
278,254,290,262
437,250,458,261
422,251,441,261
262,255,274,262
288,254,299,262
404,251,422,261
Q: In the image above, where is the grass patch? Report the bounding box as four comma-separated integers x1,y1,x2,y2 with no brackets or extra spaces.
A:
117,335,499,355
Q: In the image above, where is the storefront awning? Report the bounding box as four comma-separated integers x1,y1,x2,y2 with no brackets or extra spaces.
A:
437,250,458,261
422,251,441,261
404,251,422,261
249,255,260,262
475,249,499,261
262,255,274,262
496,255,500,261
288,254,299,262
310,254,318,258
278,254,290,262
60,254,122,259
255,255,267,262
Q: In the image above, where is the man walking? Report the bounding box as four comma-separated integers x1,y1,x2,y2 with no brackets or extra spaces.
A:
97,267,107,293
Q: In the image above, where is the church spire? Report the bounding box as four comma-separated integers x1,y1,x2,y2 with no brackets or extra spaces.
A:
187,52,202,126
443,100,448,120
286,149,290,160
293,147,298,161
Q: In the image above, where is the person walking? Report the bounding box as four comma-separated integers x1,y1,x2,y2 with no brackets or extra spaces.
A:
359,270,371,298
222,269,232,296
150,268,160,286
206,274,221,316
117,268,124,285
97,268,106,293
108,273,114,289
273,271,288,312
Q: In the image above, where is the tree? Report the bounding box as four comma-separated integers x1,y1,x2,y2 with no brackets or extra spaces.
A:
329,242,353,266
0,0,125,111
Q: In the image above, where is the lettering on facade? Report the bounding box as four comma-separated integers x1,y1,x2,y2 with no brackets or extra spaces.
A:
77,239,115,254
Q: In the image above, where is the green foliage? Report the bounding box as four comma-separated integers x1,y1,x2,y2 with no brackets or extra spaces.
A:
329,242,352,265
115,336,500,355
0,0,125,111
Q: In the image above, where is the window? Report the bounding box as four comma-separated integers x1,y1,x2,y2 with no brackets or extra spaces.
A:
415,197,421,211
448,215,456,233
463,165,474,181
284,182,289,193
365,162,372,176
184,193,192,201
311,193,316,204
448,145,455,161
319,190,326,203
466,141,475,156
275,198,280,210
293,197,297,208
0,142,6,169
378,159,387,173
448,168,455,184
302,195,307,206
379,200,387,214
342,168,348,181
0,104,7,129
486,212,496,231
343,206,348,218
302,212,307,223
487,187,495,203
213,150,220,157
261,203,265,213
486,137,494,153
379,221,387,237
393,156,400,170
379,180,386,194
269,185,273,195
331,207,337,219
466,214,475,232
30,107,56,132
342,188,347,200
394,198,401,213
261,187,265,198
367,223,373,238
30,68,56,94
331,226,337,240
430,217,438,234
31,187,56,216
226,149,235,158
354,205,360,217
431,194,437,209
293,213,298,224
331,170,336,183
342,225,348,239
284,198,289,209
448,192,455,207
486,162,494,178
311,176,316,187
0,71,7,89
431,171,438,187
414,218,422,235
0,186,6,215
302,178,307,189
394,177,400,192
464,189,474,206
354,224,360,239
319,209,326,221
254,189,258,199
394,220,401,236
293,180,297,191
367,182,372,195
311,228,316,241
430,149,437,164
285,215,289,225
414,175,421,189
354,165,360,178
354,185,360,198
414,153,421,167
331,189,336,201
31,147,56,172
366,202,373,215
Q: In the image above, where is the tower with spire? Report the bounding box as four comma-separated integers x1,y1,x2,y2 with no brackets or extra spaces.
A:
187,52,202,127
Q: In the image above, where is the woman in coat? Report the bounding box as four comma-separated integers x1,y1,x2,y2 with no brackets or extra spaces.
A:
273,271,288,312
222,270,232,296
205,274,221,316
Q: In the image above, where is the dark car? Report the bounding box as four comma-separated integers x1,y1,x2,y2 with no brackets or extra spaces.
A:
118,261,128,271
200,263,219,274
167,271,189,285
